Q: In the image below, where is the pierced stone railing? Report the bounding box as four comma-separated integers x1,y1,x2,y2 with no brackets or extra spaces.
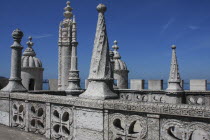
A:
0,90,209,140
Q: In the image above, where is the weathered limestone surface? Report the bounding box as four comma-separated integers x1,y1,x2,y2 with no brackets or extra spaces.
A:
148,80,163,90
166,45,183,92
166,45,184,104
111,41,129,89
147,114,160,140
130,79,145,90
48,79,58,91
65,16,82,95
190,79,207,91
0,90,208,139
79,4,117,100
85,79,89,89
58,1,73,90
0,99,9,126
75,108,104,140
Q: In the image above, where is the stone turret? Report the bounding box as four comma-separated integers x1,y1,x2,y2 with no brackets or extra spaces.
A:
65,16,82,95
166,45,183,92
21,37,44,90
166,45,184,104
1,29,27,92
58,1,73,91
112,40,129,89
80,4,117,100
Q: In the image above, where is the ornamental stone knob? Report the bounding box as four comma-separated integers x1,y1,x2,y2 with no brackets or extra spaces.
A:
12,29,23,42
64,1,73,18
97,4,107,13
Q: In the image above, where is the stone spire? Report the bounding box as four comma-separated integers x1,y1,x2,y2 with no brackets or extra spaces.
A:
66,16,82,95
58,1,73,91
166,45,183,92
1,29,27,92
80,4,117,99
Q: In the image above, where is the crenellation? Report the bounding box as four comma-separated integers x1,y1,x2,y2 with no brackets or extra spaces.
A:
148,80,163,90
190,79,207,91
130,79,145,90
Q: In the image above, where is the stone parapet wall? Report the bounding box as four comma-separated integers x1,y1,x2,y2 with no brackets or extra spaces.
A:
118,89,210,105
0,91,209,139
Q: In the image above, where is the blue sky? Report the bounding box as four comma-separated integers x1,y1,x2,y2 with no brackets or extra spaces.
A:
1,0,210,83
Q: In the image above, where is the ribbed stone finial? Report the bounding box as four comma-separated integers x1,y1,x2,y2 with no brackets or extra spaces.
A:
112,40,121,59
26,36,34,48
112,40,119,50
23,36,36,57
64,1,73,18
12,29,23,42
97,4,107,13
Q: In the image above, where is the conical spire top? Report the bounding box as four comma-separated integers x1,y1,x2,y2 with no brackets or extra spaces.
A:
166,45,183,92
88,4,111,80
79,3,117,100
169,45,181,82
23,36,36,56
64,1,73,19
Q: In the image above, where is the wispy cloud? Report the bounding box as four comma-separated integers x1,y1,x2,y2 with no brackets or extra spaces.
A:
160,18,175,34
188,25,199,30
32,34,53,39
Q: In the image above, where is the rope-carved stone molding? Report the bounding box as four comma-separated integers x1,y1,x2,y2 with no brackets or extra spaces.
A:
161,119,210,140
11,101,26,129
51,105,73,140
109,113,147,140
28,103,46,135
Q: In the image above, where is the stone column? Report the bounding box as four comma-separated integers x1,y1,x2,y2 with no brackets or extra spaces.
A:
58,1,73,91
66,16,82,95
1,29,27,92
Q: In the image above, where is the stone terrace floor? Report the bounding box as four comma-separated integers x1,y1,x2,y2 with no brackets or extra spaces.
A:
0,125,48,140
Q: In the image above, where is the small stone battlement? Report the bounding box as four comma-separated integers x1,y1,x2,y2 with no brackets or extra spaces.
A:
129,79,208,91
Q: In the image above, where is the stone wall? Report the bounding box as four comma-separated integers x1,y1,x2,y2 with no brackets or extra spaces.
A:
0,91,209,140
